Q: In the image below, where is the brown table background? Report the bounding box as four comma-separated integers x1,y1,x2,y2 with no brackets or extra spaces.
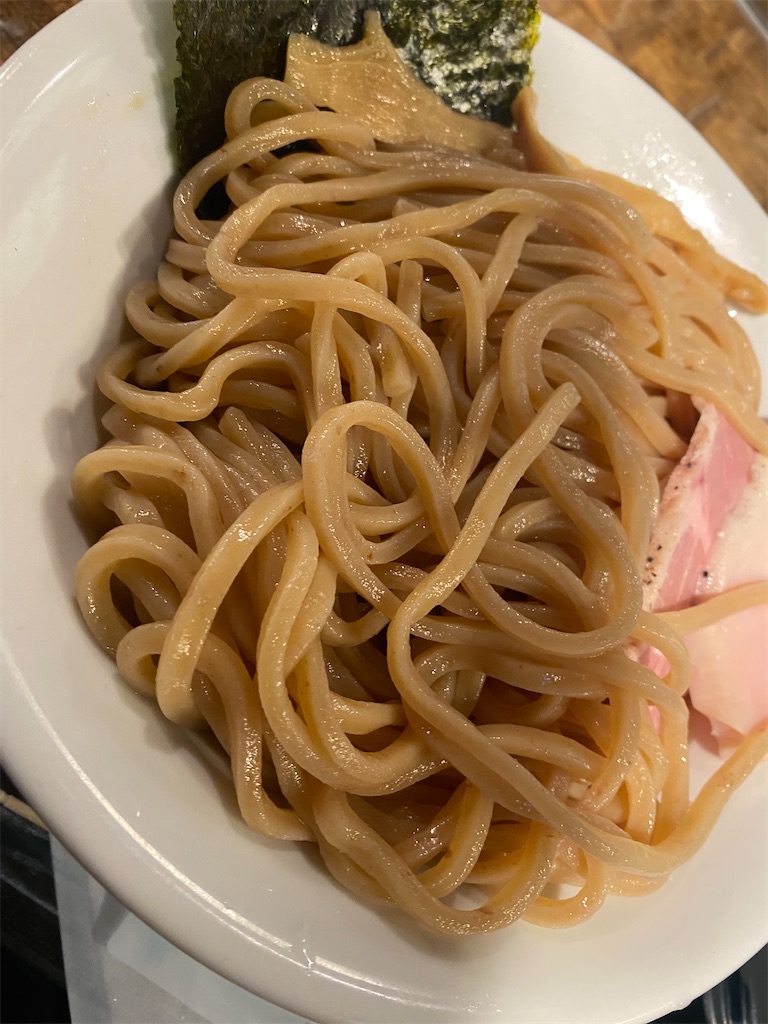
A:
1,0,766,209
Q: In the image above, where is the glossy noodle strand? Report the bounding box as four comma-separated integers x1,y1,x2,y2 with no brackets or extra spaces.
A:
73,47,768,934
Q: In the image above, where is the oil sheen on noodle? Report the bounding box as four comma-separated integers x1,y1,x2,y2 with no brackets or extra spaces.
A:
72,16,768,935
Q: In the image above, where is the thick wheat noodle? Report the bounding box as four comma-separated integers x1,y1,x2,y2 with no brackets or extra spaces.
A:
73,68,768,935
660,583,768,633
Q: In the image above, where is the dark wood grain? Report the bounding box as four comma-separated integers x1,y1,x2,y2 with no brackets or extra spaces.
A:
0,0,75,62
2,0,766,207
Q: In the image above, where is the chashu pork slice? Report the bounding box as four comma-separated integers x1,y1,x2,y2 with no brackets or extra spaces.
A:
638,403,767,743
685,453,768,743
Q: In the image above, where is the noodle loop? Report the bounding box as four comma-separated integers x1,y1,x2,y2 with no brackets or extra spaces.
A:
73,62,767,934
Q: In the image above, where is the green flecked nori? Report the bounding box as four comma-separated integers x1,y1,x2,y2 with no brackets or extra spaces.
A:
380,0,539,127
174,0,539,173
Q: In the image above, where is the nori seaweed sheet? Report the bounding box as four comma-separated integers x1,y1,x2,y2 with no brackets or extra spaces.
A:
174,0,539,172
382,0,539,126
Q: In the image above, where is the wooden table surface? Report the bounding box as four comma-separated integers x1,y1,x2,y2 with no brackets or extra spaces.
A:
1,0,766,208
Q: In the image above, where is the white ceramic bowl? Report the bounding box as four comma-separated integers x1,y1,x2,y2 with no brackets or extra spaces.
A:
1,4,766,1023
